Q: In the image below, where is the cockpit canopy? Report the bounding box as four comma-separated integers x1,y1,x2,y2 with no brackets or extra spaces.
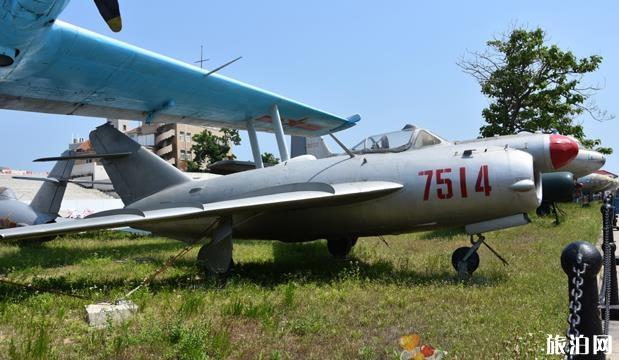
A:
351,124,446,154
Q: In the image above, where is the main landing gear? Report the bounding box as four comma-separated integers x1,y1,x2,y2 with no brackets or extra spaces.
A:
197,217,234,277
451,234,509,278
327,236,358,258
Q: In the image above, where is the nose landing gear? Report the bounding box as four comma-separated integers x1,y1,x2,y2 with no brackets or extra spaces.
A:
327,236,358,258
451,234,509,278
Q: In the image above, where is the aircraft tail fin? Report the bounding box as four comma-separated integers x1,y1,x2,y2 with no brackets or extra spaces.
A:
290,136,335,159
89,123,191,205
30,150,75,219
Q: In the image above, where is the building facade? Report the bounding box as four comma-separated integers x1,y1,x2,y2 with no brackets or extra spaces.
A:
149,123,220,170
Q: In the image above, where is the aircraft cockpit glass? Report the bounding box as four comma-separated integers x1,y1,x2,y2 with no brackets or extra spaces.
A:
351,125,444,154
352,129,415,153
413,130,443,149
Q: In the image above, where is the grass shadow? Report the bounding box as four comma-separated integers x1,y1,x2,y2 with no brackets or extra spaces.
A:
226,240,505,288
0,236,184,273
418,227,466,240
0,237,506,302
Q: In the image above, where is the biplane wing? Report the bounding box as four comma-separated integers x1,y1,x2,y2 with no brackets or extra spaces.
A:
0,12,358,136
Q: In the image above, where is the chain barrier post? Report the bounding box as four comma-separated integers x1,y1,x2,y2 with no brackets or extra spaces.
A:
601,195,619,321
562,241,604,359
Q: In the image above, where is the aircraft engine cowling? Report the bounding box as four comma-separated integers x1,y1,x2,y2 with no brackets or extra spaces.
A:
541,172,575,203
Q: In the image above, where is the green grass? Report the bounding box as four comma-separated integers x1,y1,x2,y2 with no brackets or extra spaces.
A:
0,203,602,359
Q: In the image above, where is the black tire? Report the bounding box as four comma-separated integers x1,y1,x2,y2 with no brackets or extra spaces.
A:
197,247,233,276
536,202,551,217
327,237,354,258
451,246,480,275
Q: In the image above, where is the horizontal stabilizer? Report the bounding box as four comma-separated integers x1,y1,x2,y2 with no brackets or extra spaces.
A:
12,177,112,186
12,176,61,183
34,152,132,162
69,180,113,186
0,181,403,242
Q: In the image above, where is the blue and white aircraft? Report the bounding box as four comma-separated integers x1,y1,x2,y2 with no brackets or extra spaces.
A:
0,0,358,167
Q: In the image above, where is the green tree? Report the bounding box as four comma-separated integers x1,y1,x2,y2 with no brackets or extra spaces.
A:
261,152,280,166
458,27,613,154
186,128,241,171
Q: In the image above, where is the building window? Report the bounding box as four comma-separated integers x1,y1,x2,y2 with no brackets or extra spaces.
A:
179,131,185,142
186,132,191,142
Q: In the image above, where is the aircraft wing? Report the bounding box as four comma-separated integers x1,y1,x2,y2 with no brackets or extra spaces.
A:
0,21,358,136
0,181,402,242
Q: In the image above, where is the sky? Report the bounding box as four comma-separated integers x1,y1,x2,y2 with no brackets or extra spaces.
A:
1,1,618,173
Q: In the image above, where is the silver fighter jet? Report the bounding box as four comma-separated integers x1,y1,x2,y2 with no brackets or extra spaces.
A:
0,151,74,244
0,124,578,276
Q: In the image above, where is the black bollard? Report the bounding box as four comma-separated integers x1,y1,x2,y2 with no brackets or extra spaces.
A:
561,241,604,359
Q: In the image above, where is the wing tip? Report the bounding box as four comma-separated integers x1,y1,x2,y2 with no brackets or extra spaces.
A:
330,114,361,134
346,114,361,123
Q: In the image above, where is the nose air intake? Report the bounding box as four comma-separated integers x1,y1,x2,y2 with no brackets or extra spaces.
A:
549,135,579,169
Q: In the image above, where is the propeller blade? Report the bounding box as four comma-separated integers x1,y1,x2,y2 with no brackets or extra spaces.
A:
93,0,122,32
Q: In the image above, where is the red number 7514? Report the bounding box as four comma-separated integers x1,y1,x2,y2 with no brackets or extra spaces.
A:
419,165,491,201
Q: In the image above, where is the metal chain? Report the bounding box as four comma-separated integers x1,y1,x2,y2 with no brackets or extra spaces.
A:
115,217,224,302
603,201,612,335
566,254,587,360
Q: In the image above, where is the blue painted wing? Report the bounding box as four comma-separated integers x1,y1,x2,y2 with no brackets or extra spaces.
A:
0,21,358,136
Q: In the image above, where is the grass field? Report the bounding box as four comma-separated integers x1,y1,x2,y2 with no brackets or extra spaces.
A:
0,203,602,359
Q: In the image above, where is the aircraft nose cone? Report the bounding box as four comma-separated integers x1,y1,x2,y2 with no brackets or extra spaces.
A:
595,153,606,166
549,134,579,169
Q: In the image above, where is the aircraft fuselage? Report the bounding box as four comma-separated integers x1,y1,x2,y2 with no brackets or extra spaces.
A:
132,145,540,243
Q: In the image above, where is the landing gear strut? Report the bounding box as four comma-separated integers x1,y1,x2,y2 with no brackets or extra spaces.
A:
451,234,509,278
536,201,565,225
197,217,234,276
327,236,358,258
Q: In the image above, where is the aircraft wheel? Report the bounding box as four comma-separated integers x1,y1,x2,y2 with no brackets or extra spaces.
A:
196,237,233,276
536,202,551,217
197,252,234,276
451,246,480,276
327,236,356,258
